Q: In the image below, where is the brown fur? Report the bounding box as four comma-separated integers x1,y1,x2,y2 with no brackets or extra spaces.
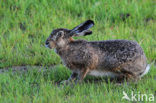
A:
69,37,74,42
45,21,148,84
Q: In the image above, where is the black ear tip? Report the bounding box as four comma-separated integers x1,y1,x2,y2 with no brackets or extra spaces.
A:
84,30,92,36
86,20,94,25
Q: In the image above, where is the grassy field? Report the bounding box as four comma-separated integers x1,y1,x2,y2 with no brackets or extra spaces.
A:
0,0,156,102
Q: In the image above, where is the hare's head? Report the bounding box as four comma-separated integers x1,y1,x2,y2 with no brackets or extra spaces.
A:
45,20,94,49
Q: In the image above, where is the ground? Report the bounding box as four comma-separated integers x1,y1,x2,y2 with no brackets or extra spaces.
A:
0,0,155,103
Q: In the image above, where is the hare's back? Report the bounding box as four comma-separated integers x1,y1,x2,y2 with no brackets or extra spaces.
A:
89,40,143,54
89,40,144,69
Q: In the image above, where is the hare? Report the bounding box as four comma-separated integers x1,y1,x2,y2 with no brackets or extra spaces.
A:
45,20,150,84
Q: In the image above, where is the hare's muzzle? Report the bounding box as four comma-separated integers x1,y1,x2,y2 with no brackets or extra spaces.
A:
45,40,49,48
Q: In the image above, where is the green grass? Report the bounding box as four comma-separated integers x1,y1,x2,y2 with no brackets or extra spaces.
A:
0,65,155,103
0,0,156,102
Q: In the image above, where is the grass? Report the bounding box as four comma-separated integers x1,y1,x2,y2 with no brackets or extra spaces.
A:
0,65,155,103
0,0,156,102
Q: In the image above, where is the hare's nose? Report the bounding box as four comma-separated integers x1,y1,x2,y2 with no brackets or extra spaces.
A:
45,41,49,45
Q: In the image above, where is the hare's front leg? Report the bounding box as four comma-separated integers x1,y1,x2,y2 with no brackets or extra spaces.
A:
61,68,89,85
61,72,78,85
68,72,78,82
75,68,90,84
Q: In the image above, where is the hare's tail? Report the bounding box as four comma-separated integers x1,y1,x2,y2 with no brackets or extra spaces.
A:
140,64,151,77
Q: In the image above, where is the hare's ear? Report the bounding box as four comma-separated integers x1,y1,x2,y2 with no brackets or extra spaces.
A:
69,20,94,36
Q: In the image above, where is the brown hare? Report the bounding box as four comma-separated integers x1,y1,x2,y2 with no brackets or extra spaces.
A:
45,20,150,84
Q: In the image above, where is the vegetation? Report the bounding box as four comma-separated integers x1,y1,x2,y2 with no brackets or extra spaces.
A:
0,0,155,103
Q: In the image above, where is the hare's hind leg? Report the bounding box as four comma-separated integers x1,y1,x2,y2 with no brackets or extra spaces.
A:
115,72,141,84
126,74,141,83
